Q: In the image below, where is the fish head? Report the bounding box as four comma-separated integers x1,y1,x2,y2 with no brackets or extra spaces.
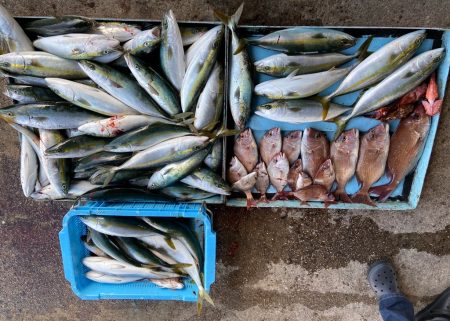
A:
322,192,336,202
405,104,430,134
271,152,289,169
0,53,26,71
398,30,426,54
303,127,327,148
232,172,257,191
147,172,164,190
0,105,19,123
254,79,284,98
316,159,334,177
79,60,99,72
285,130,302,145
255,101,282,117
334,128,359,150
336,34,356,49
255,161,268,175
236,128,255,146
263,127,281,144
366,123,389,145
254,54,286,74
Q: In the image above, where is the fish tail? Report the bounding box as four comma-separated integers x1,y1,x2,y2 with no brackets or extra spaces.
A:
332,116,349,140
208,124,240,139
369,182,397,202
245,191,257,209
102,167,119,187
214,3,243,31
351,191,377,207
258,194,269,203
318,96,331,120
200,286,215,307
356,35,374,61
334,188,352,203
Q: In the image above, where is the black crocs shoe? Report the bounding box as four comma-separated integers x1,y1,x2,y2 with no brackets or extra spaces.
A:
368,260,400,299
415,287,450,321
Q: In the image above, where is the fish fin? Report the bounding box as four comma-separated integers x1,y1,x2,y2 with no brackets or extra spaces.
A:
169,263,192,269
164,236,176,250
356,35,374,61
334,190,352,203
332,116,349,140
233,38,248,55
199,287,215,307
101,167,119,187
318,96,331,120
351,191,377,207
173,111,194,119
286,69,299,78
258,194,269,203
271,191,289,201
369,182,397,202
214,3,243,31
324,200,337,208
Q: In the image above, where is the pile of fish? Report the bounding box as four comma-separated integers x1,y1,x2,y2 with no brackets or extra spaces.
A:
80,215,213,311
248,26,444,133
229,102,431,207
0,5,231,201
221,4,444,206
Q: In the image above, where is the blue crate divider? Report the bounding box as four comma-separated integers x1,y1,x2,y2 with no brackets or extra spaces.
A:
226,28,450,210
59,201,216,301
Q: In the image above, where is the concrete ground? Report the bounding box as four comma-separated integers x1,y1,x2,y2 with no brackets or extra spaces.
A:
1,0,450,320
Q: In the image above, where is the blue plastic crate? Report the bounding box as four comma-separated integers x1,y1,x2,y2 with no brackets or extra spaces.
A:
59,201,216,301
226,27,450,210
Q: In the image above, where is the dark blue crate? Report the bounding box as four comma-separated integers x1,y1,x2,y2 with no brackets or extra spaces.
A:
59,201,216,301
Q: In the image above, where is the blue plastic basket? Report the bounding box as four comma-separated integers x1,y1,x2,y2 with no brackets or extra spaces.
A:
59,201,216,301
226,27,450,210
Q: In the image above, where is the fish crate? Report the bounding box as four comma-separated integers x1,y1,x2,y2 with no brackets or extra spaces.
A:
225,26,450,210
13,16,229,205
59,201,216,300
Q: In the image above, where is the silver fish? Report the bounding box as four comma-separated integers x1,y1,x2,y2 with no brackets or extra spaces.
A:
33,33,121,60
254,52,358,77
180,25,223,112
161,183,215,201
82,256,180,279
160,10,185,91
123,27,161,55
147,147,210,190
180,167,231,195
78,115,173,138
45,78,139,116
44,135,110,158
256,99,351,124
4,84,60,103
85,271,143,284
0,4,34,52
20,135,38,197
78,60,166,117
0,102,104,129
0,51,86,78
215,4,252,129
204,139,222,172
39,129,70,196
93,22,141,42
194,63,224,131
235,27,356,54
254,66,352,100
30,180,98,200
125,54,181,116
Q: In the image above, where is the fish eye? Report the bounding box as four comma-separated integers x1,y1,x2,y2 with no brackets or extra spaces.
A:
86,62,95,70
134,63,141,70
144,41,150,46
264,66,271,71
7,112,13,117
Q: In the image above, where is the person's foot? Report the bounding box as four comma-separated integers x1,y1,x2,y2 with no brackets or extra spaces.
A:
415,287,450,321
368,260,400,299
